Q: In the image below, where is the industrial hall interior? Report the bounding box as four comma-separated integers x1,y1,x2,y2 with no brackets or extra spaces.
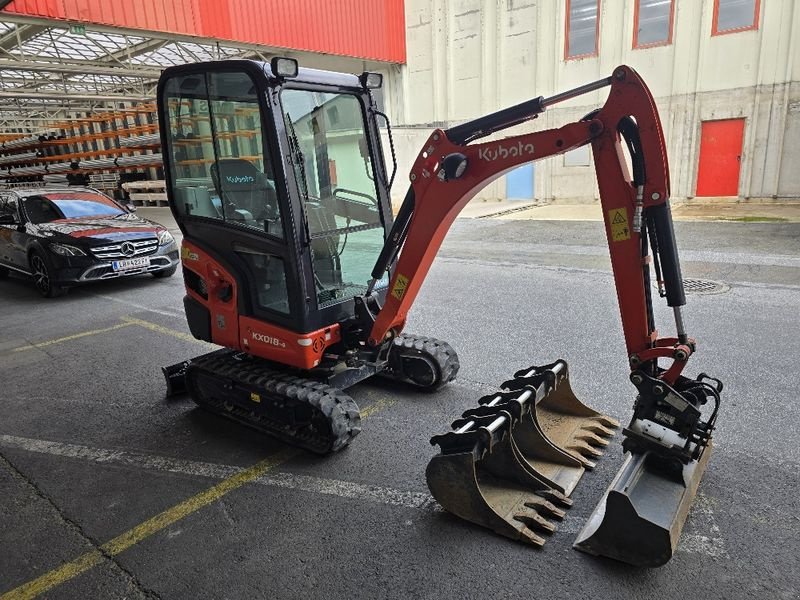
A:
0,1,798,599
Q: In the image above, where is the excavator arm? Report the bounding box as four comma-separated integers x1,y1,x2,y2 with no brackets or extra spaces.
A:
368,66,674,374
364,65,721,566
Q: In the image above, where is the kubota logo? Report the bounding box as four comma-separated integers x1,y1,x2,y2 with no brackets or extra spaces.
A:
226,175,254,184
478,141,535,162
252,332,286,348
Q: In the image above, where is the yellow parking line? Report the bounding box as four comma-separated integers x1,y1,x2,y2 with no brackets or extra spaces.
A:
121,315,215,347
1,394,396,599
0,450,296,600
10,322,136,353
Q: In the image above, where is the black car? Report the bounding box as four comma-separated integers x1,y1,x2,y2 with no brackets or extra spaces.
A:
0,186,180,297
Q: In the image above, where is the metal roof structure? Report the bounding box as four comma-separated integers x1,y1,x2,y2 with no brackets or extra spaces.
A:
0,16,288,135
0,12,396,139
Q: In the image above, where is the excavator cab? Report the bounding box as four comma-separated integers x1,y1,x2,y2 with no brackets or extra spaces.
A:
157,60,394,354
157,59,459,454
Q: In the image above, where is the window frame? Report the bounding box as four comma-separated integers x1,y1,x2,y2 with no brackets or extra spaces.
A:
564,0,601,61
712,0,761,36
633,0,675,49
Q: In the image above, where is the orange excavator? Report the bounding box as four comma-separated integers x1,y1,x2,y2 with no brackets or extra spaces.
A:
157,59,722,567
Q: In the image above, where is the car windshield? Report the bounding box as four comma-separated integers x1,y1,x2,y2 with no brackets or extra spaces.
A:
23,192,125,223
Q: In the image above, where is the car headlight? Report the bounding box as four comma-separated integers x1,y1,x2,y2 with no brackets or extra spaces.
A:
157,230,175,246
50,243,86,257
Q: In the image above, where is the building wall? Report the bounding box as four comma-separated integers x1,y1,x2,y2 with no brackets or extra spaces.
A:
388,0,800,203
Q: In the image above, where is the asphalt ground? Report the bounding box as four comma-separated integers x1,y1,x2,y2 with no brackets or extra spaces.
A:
1,218,799,599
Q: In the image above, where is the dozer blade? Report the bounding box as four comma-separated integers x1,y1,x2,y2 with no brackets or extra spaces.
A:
573,444,712,567
162,359,191,396
502,361,620,471
427,410,572,547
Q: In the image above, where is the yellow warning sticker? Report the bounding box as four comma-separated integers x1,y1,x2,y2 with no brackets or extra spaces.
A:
391,273,409,301
181,245,199,261
250,392,261,403
609,207,631,242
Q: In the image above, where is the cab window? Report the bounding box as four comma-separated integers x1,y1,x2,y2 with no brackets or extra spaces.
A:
281,89,387,308
163,71,283,238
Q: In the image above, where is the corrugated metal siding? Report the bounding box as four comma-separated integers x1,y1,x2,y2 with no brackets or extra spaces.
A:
4,0,406,63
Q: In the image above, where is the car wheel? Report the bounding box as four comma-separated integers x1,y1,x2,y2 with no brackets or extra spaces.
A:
152,265,178,279
29,251,67,298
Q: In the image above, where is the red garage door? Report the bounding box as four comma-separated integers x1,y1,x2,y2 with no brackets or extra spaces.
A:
696,119,745,197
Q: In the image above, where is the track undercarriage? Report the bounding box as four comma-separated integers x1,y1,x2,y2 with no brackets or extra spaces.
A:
164,333,459,454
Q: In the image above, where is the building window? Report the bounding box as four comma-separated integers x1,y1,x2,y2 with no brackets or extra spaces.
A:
634,0,674,48
712,0,760,35
565,0,600,59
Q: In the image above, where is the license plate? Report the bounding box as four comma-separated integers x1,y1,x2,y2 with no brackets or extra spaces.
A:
112,257,150,271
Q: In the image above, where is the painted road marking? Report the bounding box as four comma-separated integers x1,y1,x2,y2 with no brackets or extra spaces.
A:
80,291,186,319
0,400,396,599
0,451,295,600
5,322,136,354
121,315,215,347
0,432,724,561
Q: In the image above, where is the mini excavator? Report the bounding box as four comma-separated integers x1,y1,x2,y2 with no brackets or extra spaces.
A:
157,59,722,567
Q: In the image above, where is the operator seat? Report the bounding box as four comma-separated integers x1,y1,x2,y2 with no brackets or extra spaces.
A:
210,158,281,236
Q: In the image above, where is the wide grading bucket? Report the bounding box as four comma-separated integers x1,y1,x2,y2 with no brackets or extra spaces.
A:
573,444,712,566
426,360,618,547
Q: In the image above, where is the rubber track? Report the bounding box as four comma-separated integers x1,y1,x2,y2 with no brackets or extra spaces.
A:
186,351,362,454
384,333,460,391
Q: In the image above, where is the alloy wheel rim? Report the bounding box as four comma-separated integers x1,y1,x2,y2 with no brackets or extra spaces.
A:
31,255,49,293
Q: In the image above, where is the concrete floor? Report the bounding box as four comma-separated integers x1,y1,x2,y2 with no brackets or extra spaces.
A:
1,218,799,599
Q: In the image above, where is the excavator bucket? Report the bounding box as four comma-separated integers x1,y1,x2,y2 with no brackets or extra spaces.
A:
573,444,713,566
426,361,618,546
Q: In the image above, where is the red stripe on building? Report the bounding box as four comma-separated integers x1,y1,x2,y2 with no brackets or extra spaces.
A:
4,0,407,63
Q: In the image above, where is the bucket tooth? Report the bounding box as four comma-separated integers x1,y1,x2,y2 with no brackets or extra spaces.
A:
536,488,573,509
573,445,713,567
523,497,566,521
513,505,558,534
567,440,605,460
575,432,612,448
578,422,618,438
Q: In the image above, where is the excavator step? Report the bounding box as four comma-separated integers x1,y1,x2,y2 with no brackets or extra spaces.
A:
426,360,618,547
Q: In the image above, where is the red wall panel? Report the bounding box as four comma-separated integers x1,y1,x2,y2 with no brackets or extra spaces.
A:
4,0,406,63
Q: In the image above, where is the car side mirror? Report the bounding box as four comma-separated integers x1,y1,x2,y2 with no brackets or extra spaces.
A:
126,203,137,212
0,213,17,225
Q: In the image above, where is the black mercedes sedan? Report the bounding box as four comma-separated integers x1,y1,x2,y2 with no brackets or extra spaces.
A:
0,187,179,297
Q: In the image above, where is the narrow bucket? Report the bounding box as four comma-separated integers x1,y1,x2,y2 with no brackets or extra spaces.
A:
573,445,712,567
427,411,572,547
502,361,620,470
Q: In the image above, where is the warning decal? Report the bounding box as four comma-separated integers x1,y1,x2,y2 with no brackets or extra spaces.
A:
391,273,409,300
609,207,631,242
